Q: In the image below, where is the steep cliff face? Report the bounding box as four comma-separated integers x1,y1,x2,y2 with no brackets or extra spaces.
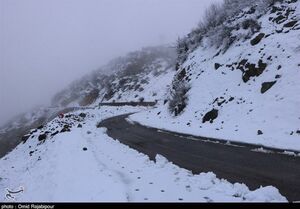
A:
131,0,300,150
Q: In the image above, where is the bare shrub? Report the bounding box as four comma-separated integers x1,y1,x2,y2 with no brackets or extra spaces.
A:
168,79,190,116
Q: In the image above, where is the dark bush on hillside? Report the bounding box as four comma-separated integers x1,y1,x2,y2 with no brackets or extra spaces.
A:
176,38,190,66
242,19,261,32
168,80,190,117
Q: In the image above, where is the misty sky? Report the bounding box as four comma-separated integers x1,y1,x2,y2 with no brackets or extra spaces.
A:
0,0,222,125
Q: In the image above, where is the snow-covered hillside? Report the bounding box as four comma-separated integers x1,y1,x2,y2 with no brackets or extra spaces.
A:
1,46,175,157
0,107,286,202
131,0,300,151
0,106,62,158
51,46,176,107
1,0,299,203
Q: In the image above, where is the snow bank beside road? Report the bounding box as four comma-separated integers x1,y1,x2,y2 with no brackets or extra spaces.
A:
0,107,287,202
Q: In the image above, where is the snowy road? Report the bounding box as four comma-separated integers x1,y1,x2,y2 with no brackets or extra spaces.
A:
0,107,287,202
98,113,300,201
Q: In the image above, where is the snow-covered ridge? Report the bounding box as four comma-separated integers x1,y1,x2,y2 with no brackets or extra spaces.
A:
0,107,287,202
51,45,176,108
130,0,300,151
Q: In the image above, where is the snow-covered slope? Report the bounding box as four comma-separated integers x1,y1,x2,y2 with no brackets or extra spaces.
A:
51,46,176,107
0,107,286,202
0,106,62,158
1,0,299,202
130,0,300,151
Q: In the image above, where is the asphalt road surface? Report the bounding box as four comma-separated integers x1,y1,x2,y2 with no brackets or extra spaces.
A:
98,114,300,202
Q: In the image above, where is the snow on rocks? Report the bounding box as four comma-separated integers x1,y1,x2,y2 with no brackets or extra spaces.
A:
0,107,287,202
130,0,300,152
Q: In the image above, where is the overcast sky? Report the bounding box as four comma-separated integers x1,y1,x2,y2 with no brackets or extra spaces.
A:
0,0,221,125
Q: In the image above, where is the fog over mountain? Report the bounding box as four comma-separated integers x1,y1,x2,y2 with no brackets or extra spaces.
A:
0,0,222,125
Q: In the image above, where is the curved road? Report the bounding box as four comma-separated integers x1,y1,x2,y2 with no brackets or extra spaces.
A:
98,114,300,202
